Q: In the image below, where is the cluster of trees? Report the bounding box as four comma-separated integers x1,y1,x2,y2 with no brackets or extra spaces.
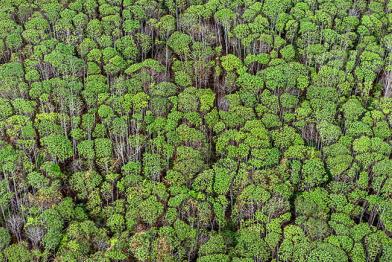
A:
0,0,391,261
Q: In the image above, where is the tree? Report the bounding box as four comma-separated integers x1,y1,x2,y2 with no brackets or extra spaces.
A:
232,225,271,261
279,225,312,261
221,54,243,72
77,140,95,161
41,135,74,162
69,171,102,200
130,231,153,261
94,138,112,159
301,158,328,190
143,153,162,181
308,242,348,262
167,31,192,57
0,227,11,251
4,242,32,262
139,196,164,225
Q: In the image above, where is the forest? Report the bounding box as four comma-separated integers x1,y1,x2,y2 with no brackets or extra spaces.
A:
0,0,391,261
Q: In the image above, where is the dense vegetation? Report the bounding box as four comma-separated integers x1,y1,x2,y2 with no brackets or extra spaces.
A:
0,0,391,261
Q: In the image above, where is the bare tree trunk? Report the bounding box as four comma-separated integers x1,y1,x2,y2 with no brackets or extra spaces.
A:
383,71,392,98
7,214,24,242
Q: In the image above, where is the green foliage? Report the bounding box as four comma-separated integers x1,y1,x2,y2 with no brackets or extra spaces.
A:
41,135,74,162
4,242,31,262
69,171,102,200
221,54,243,72
233,226,271,260
0,1,389,261
308,242,348,262
301,158,328,190
0,227,11,251
94,138,112,159
167,31,192,56
77,140,95,160
139,196,164,225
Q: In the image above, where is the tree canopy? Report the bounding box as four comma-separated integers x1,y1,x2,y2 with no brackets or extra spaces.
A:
0,0,391,261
